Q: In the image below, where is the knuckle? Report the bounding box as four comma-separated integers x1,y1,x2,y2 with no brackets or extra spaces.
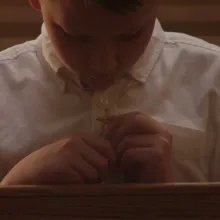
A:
155,122,172,143
54,138,70,149
160,127,172,139
59,141,80,155
153,147,165,160
164,130,173,142
160,131,173,147
60,141,71,151
133,112,143,121
132,113,146,125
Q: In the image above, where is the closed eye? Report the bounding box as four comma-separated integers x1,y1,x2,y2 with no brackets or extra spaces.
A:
62,29,93,43
119,28,143,42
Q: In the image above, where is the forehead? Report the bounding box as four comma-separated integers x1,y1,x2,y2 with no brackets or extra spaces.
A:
49,0,157,34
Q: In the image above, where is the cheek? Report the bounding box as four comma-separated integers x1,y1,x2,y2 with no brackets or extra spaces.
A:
118,36,151,68
47,30,89,69
118,23,155,68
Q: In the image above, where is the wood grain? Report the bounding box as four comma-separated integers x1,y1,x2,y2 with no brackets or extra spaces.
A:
1,183,220,219
0,1,220,50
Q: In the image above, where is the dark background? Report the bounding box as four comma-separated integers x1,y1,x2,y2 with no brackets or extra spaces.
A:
0,0,220,50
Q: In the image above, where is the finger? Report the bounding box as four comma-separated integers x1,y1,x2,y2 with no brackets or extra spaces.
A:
98,111,141,128
117,134,157,158
116,114,168,137
103,121,124,146
82,136,116,162
98,112,142,139
120,148,169,183
101,113,140,145
102,112,170,145
39,167,84,185
80,144,110,181
70,155,99,183
98,111,144,123
117,134,171,158
121,147,165,166
1,163,84,185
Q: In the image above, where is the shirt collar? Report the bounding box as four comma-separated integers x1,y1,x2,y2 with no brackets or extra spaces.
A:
130,19,166,82
41,19,166,89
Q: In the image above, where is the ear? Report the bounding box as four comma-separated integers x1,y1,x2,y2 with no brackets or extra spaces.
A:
29,0,41,11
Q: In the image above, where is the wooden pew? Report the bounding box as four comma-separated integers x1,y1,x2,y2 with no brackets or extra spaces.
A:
0,183,220,219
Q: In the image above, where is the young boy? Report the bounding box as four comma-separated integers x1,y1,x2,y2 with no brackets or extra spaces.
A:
0,0,220,185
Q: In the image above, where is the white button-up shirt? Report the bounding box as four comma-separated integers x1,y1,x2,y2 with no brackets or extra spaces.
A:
0,20,220,182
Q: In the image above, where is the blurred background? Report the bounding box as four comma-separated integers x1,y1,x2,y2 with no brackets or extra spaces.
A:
0,0,220,51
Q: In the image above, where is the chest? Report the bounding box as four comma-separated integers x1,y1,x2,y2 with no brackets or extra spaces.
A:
0,78,212,181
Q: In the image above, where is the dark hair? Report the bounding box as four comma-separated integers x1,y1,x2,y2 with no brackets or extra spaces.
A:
95,0,141,14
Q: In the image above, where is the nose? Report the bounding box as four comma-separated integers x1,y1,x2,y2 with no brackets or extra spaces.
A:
89,43,117,74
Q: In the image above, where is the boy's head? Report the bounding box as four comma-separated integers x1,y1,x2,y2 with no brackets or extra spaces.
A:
29,0,157,89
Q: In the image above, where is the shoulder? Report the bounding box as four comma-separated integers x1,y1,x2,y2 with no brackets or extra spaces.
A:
165,32,220,55
0,38,42,79
153,32,220,103
0,37,52,113
162,32,220,83
163,32,220,70
0,37,50,90
0,39,41,110
0,39,39,66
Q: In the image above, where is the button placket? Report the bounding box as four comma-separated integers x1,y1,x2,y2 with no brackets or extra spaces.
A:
91,85,121,134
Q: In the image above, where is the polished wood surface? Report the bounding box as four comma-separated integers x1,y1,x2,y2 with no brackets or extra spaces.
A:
0,1,220,50
1,183,220,219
